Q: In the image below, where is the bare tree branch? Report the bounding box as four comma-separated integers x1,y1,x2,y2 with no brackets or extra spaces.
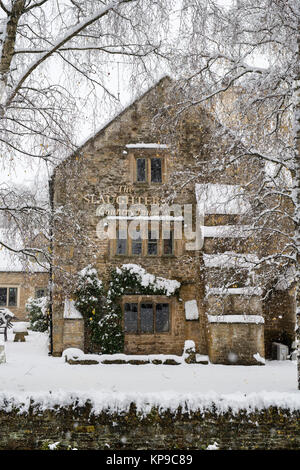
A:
0,1,9,14
4,0,135,108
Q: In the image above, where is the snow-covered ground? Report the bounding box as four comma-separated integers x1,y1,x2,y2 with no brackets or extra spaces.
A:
0,329,297,394
0,329,299,415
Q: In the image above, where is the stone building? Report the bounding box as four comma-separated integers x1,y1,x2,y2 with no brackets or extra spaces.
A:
50,77,296,364
0,247,48,321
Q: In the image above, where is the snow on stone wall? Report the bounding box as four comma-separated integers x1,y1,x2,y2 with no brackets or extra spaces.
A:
207,315,265,324
63,299,83,320
0,390,299,417
184,300,199,320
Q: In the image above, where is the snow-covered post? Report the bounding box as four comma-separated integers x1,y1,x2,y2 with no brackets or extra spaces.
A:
183,340,197,364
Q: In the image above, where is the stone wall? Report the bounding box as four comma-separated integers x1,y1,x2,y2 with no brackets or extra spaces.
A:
0,404,299,450
207,322,265,365
62,319,84,351
263,288,296,358
0,271,48,321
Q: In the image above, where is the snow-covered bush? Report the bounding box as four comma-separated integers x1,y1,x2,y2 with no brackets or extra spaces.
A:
74,265,123,354
74,265,103,318
26,296,49,332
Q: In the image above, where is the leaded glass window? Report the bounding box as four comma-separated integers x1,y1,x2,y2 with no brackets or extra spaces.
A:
131,231,142,255
124,303,138,333
8,288,17,306
0,287,18,307
123,299,170,334
155,303,169,332
163,229,174,255
36,288,47,298
140,303,154,333
147,230,158,255
116,228,127,255
0,288,7,306
151,158,162,183
136,158,146,182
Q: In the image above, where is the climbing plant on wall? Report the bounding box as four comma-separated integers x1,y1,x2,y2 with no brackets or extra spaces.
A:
74,265,123,354
74,263,180,354
107,264,181,302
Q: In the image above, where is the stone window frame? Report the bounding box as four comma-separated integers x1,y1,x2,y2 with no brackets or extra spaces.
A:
121,295,174,335
35,287,47,298
134,156,165,184
112,221,176,258
0,285,19,308
129,152,167,185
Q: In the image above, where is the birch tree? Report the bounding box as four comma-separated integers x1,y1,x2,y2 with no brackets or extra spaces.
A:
0,0,171,259
167,0,300,386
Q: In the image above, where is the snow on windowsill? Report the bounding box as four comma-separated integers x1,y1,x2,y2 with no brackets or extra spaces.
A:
125,143,168,149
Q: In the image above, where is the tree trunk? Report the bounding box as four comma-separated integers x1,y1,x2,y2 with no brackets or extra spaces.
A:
294,24,300,390
0,1,25,79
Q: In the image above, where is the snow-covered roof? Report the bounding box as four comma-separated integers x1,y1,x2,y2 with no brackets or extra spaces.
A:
63,299,83,320
196,183,251,215
207,315,264,324
201,225,252,238
206,286,263,296
203,252,259,268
